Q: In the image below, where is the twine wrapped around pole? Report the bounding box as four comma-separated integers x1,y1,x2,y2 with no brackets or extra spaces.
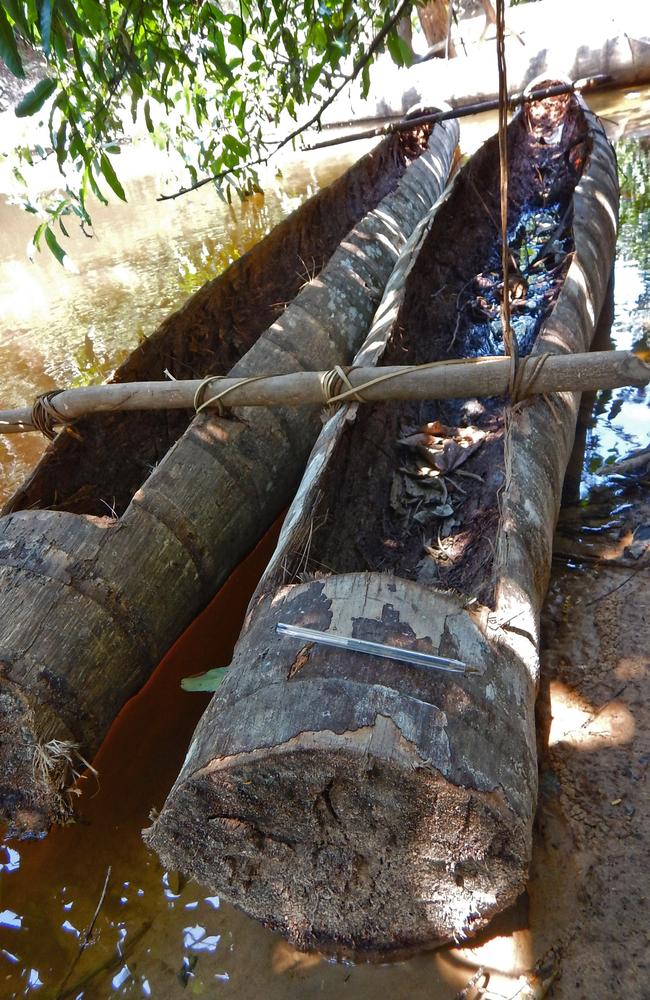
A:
0,351,648,436
30,391,67,440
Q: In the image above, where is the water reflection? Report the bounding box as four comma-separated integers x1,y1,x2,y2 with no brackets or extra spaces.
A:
578,136,650,495
0,154,351,503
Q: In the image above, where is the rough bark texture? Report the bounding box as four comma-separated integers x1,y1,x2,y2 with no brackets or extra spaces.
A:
3,129,437,520
0,120,459,837
417,0,456,57
146,97,619,955
147,574,533,955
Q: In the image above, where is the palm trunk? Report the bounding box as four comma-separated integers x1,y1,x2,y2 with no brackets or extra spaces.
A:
0,120,459,837
145,99,618,955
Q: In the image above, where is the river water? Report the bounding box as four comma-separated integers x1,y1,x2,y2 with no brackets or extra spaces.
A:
0,87,648,998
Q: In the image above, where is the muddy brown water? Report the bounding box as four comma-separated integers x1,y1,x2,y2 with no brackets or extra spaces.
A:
1,88,649,998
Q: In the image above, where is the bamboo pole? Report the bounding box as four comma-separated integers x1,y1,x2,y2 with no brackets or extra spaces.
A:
2,350,648,434
305,75,610,152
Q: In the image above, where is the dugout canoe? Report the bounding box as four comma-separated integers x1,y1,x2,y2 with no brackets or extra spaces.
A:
146,89,619,955
0,117,459,838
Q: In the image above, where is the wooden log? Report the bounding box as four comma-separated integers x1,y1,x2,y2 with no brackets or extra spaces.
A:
0,120,459,837
0,350,647,433
145,96,619,954
306,78,608,152
417,0,456,57
323,0,650,126
4,127,450,520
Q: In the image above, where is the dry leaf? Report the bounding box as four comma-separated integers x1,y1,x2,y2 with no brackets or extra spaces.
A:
399,423,486,475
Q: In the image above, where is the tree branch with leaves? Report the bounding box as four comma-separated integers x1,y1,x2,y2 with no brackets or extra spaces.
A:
0,0,417,261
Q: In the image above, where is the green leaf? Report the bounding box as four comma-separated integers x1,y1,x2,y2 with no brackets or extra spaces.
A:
77,0,106,32
99,152,127,201
15,77,57,117
304,60,323,95
281,27,298,61
181,666,228,692
309,21,327,53
38,0,53,56
206,48,231,80
71,35,88,83
57,0,87,35
361,61,371,99
55,119,67,166
69,133,85,159
223,134,248,158
85,166,108,205
29,221,48,257
2,0,31,36
143,98,154,133
227,13,245,49
0,5,24,78
44,225,66,264
386,31,412,68
50,11,67,60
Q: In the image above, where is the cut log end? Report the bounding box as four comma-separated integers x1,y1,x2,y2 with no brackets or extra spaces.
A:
145,719,529,956
0,676,68,838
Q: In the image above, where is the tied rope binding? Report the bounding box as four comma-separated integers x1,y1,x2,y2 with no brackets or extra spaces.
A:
192,354,555,416
31,390,67,440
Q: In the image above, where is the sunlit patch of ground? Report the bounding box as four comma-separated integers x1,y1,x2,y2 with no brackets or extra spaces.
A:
547,679,635,750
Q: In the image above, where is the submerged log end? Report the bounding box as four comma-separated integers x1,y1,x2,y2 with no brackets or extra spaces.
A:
145,716,529,956
0,672,66,838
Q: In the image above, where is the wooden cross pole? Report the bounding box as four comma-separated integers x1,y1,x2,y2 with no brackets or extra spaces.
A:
0,350,647,435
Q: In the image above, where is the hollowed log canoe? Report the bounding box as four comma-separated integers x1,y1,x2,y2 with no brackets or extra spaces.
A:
0,118,459,837
146,92,619,955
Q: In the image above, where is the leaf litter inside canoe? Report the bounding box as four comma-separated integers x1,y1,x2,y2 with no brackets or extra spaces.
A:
292,97,586,605
399,421,487,472
390,421,487,533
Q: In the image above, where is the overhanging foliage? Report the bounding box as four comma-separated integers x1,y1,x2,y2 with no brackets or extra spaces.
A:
0,0,414,260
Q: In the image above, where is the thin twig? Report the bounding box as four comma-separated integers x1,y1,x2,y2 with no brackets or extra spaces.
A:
585,560,649,606
468,175,500,232
57,921,152,1000
55,865,112,1000
157,0,414,202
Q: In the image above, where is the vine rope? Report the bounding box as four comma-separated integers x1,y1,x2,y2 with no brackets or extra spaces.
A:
25,356,559,440
31,390,67,440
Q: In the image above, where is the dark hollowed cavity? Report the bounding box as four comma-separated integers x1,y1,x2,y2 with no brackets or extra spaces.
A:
304,97,590,607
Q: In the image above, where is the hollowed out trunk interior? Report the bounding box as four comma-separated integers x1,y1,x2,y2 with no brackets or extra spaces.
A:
303,98,590,607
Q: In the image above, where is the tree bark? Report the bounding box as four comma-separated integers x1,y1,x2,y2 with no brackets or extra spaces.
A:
145,99,619,954
418,0,456,57
0,120,459,837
